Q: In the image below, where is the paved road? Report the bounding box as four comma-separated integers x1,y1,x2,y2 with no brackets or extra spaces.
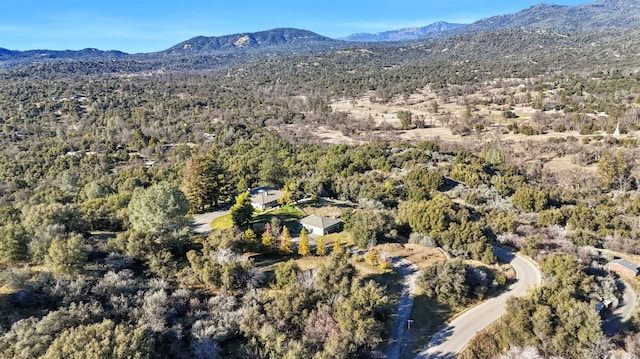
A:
415,247,542,359
192,208,230,234
603,279,637,335
385,257,420,359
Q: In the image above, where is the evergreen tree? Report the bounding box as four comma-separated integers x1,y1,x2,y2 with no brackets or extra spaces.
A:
403,167,444,201
333,237,343,254
181,148,228,212
0,223,29,264
345,209,394,249
230,191,254,228
364,247,380,266
596,149,630,191
261,223,277,252
596,149,616,190
298,228,310,257
128,183,190,234
316,236,327,256
244,228,259,252
273,260,300,288
280,226,294,254
418,259,469,308
45,236,88,275
397,110,412,129
277,180,298,206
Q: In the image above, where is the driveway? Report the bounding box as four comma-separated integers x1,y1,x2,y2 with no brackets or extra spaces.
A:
385,257,420,359
192,207,230,234
603,279,637,335
415,247,542,358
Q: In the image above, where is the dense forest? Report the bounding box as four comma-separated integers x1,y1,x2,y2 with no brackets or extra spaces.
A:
3,2,640,358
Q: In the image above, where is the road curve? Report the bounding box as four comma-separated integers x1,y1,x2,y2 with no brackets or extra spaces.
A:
415,247,542,359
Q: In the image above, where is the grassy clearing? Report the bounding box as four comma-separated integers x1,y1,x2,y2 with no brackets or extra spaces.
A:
252,205,305,227
211,205,305,231
211,213,233,230
319,232,354,247
295,255,330,271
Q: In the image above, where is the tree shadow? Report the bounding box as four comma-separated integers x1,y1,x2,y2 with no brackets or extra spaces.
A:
420,350,457,359
362,271,402,293
440,178,460,192
390,257,419,276
402,294,452,359
426,324,454,347
493,246,515,263
603,314,623,336
412,326,457,359
602,279,633,336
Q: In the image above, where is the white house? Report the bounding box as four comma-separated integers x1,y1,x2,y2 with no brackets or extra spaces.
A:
300,215,343,236
249,187,283,210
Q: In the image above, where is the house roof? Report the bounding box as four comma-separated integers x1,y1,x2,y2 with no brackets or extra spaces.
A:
610,258,639,273
250,187,283,205
300,215,342,230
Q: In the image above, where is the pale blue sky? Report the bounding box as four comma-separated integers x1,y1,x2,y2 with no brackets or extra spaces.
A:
0,0,592,53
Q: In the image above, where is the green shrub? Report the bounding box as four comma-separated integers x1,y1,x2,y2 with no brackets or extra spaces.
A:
45,236,88,275
273,260,300,289
537,208,565,227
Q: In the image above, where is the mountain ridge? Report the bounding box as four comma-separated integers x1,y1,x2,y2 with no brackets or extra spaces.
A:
161,28,339,55
452,0,640,35
1,0,639,67
341,21,467,42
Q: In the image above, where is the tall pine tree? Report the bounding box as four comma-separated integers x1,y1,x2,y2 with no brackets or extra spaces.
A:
316,236,326,256
230,191,254,228
298,228,310,257
244,228,259,252
333,237,343,254
261,223,277,253
279,226,294,254
596,149,630,191
181,148,227,213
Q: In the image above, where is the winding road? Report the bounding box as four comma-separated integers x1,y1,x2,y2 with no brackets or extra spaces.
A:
415,247,542,359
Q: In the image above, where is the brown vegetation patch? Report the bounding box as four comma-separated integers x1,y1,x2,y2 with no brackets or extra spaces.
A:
313,126,366,145
299,198,355,217
376,243,446,269
543,155,591,173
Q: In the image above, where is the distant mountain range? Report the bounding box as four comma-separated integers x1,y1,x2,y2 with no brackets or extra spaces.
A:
0,47,127,61
1,0,639,67
341,22,467,42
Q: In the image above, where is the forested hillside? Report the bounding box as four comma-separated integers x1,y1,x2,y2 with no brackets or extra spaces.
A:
2,1,640,358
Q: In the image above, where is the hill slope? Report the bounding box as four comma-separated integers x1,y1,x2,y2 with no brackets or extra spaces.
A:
342,22,467,42
458,0,640,34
